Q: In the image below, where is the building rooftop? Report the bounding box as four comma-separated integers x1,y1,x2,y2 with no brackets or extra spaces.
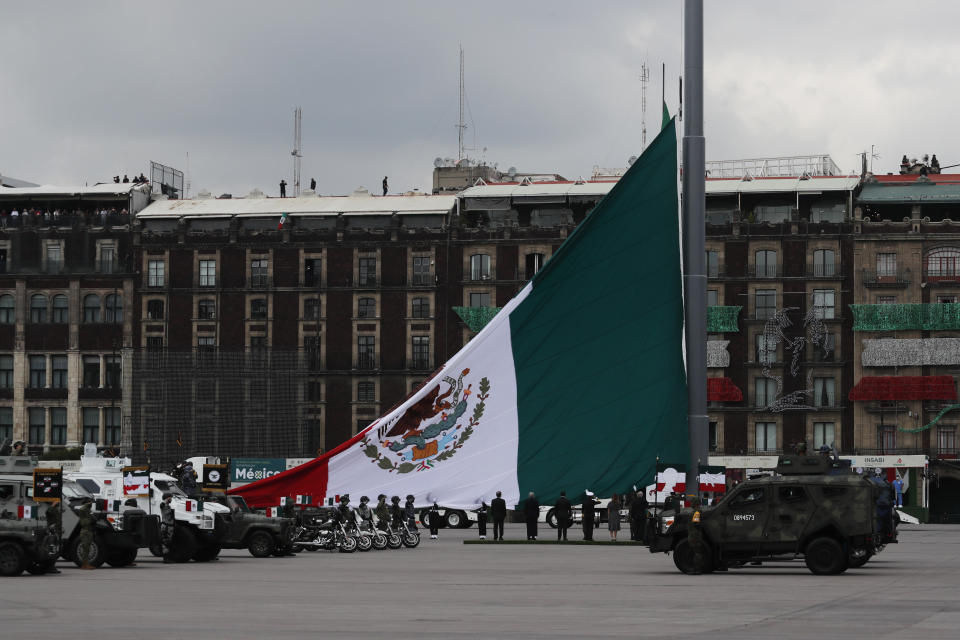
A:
0,183,149,198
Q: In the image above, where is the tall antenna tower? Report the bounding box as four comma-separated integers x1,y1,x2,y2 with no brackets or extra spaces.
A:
640,61,650,151
457,46,466,163
291,106,302,197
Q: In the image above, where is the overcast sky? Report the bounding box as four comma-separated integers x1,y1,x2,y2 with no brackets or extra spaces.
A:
2,1,957,196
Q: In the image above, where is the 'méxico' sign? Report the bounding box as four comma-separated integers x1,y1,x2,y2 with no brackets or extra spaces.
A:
231,458,286,483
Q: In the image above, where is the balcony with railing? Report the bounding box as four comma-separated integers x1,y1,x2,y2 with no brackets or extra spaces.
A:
862,269,910,288
806,263,842,278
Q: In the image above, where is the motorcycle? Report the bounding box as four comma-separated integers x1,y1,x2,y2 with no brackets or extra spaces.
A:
346,512,373,552
389,519,420,548
357,515,388,550
292,511,358,553
378,520,402,549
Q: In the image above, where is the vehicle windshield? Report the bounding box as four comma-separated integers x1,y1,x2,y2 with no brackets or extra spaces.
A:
229,496,251,513
62,480,93,500
153,479,187,497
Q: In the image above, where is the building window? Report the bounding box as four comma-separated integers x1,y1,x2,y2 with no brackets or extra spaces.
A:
0,355,12,388
0,407,12,442
358,297,376,319
470,292,491,308
251,258,269,288
756,334,776,364
105,408,121,445
147,299,164,320
878,296,896,305
938,425,957,455
51,355,68,389
878,425,896,453
304,298,320,321
813,249,836,277
526,253,545,278
198,299,216,320
755,290,776,319
82,407,99,444
51,408,66,445
30,294,48,323
812,289,835,319
46,243,63,273
413,256,432,285
52,295,68,323
938,295,957,304
304,258,322,287
305,336,321,371
412,297,430,318
83,294,101,323
199,259,216,287
813,422,835,449
0,295,14,324
814,333,836,362
29,355,46,389
925,247,960,280
83,356,100,388
470,254,491,280
358,381,376,403
29,408,45,445
706,250,719,278
708,421,718,452
105,356,121,389
146,336,164,352
877,253,897,281
707,289,718,307
148,260,165,287
105,294,123,324
99,243,116,273
813,378,835,408
358,256,377,286
197,336,215,349
412,336,430,369
306,380,322,402
358,336,375,370
755,378,776,408
755,422,777,452
755,250,777,278
250,298,268,320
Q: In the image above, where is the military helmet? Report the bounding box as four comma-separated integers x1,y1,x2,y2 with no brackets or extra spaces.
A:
391,495,400,503
360,495,370,504
340,494,350,504
405,494,414,502
377,494,386,501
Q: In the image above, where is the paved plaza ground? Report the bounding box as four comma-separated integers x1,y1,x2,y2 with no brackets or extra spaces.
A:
1,523,957,639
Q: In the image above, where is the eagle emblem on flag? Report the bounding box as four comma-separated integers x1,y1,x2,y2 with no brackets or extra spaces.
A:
361,369,489,473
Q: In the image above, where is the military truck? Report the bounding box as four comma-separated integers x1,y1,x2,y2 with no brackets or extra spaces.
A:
0,453,153,568
0,517,60,576
203,494,296,557
66,451,231,563
649,455,899,575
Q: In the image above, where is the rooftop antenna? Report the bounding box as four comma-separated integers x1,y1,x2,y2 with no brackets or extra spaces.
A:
185,151,191,199
292,106,303,197
457,45,466,163
640,60,650,151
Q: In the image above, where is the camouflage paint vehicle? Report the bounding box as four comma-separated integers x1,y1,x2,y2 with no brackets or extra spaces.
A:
649,455,899,575
202,495,296,558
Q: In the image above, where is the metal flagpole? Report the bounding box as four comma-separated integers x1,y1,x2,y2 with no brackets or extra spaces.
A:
683,0,708,500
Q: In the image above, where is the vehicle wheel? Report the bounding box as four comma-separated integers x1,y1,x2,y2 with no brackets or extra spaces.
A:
672,539,711,575
386,533,402,549
193,545,221,562
338,536,357,553
804,537,847,575
419,508,432,526
545,509,558,529
402,532,421,548
26,559,57,575
70,535,106,568
356,536,373,552
372,533,388,550
149,543,163,557
247,531,276,558
166,524,198,563
0,542,27,577
444,510,463,528
848,550,873,569
105,547,139,567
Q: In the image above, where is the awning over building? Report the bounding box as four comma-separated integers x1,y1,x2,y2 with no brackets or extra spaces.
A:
858,182,960,204
707,377,743,402
848,376,958,402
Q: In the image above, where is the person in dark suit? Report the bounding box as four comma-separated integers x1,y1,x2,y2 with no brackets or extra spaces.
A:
490,491,507,541
582,491,599,541
629,490,648,541
523,492,540,540
554,491,572,541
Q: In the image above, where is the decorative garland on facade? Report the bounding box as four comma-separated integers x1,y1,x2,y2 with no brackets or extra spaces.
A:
453,306,502,332
707,377,743,402
707,306,742,333
899,403,960,433
851,303,960,331
848,375,958,402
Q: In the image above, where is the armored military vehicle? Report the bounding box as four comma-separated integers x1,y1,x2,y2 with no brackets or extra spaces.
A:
0,516,59,576
203,494,296,557
649,455,899,575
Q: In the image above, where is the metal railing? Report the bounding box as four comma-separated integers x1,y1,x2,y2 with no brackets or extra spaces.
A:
862,269,910,287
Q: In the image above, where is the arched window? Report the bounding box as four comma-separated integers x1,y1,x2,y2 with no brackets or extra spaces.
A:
925,248,960,281
105,294,123,323
30,294,48,323
83,294,101,323
412,297,430,319
0,295,13,324
52,295,69,323
358,297,376,319
812,249,836,277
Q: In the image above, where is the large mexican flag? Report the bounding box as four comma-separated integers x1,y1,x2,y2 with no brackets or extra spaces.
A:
232,120,688,509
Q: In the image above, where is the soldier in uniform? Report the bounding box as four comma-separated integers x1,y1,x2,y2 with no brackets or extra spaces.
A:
43,501,62,574
180,462,198,498
159,492,175,562
337,495,352,526
357,496,374,526
76,498,96,569
282,496,296,520
428,502,440,540
554,491,572,541
374,494,389,529
389,495,404,529
404,495,417,531
581,491,598,541
476,502,488,540
686,496,705,574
